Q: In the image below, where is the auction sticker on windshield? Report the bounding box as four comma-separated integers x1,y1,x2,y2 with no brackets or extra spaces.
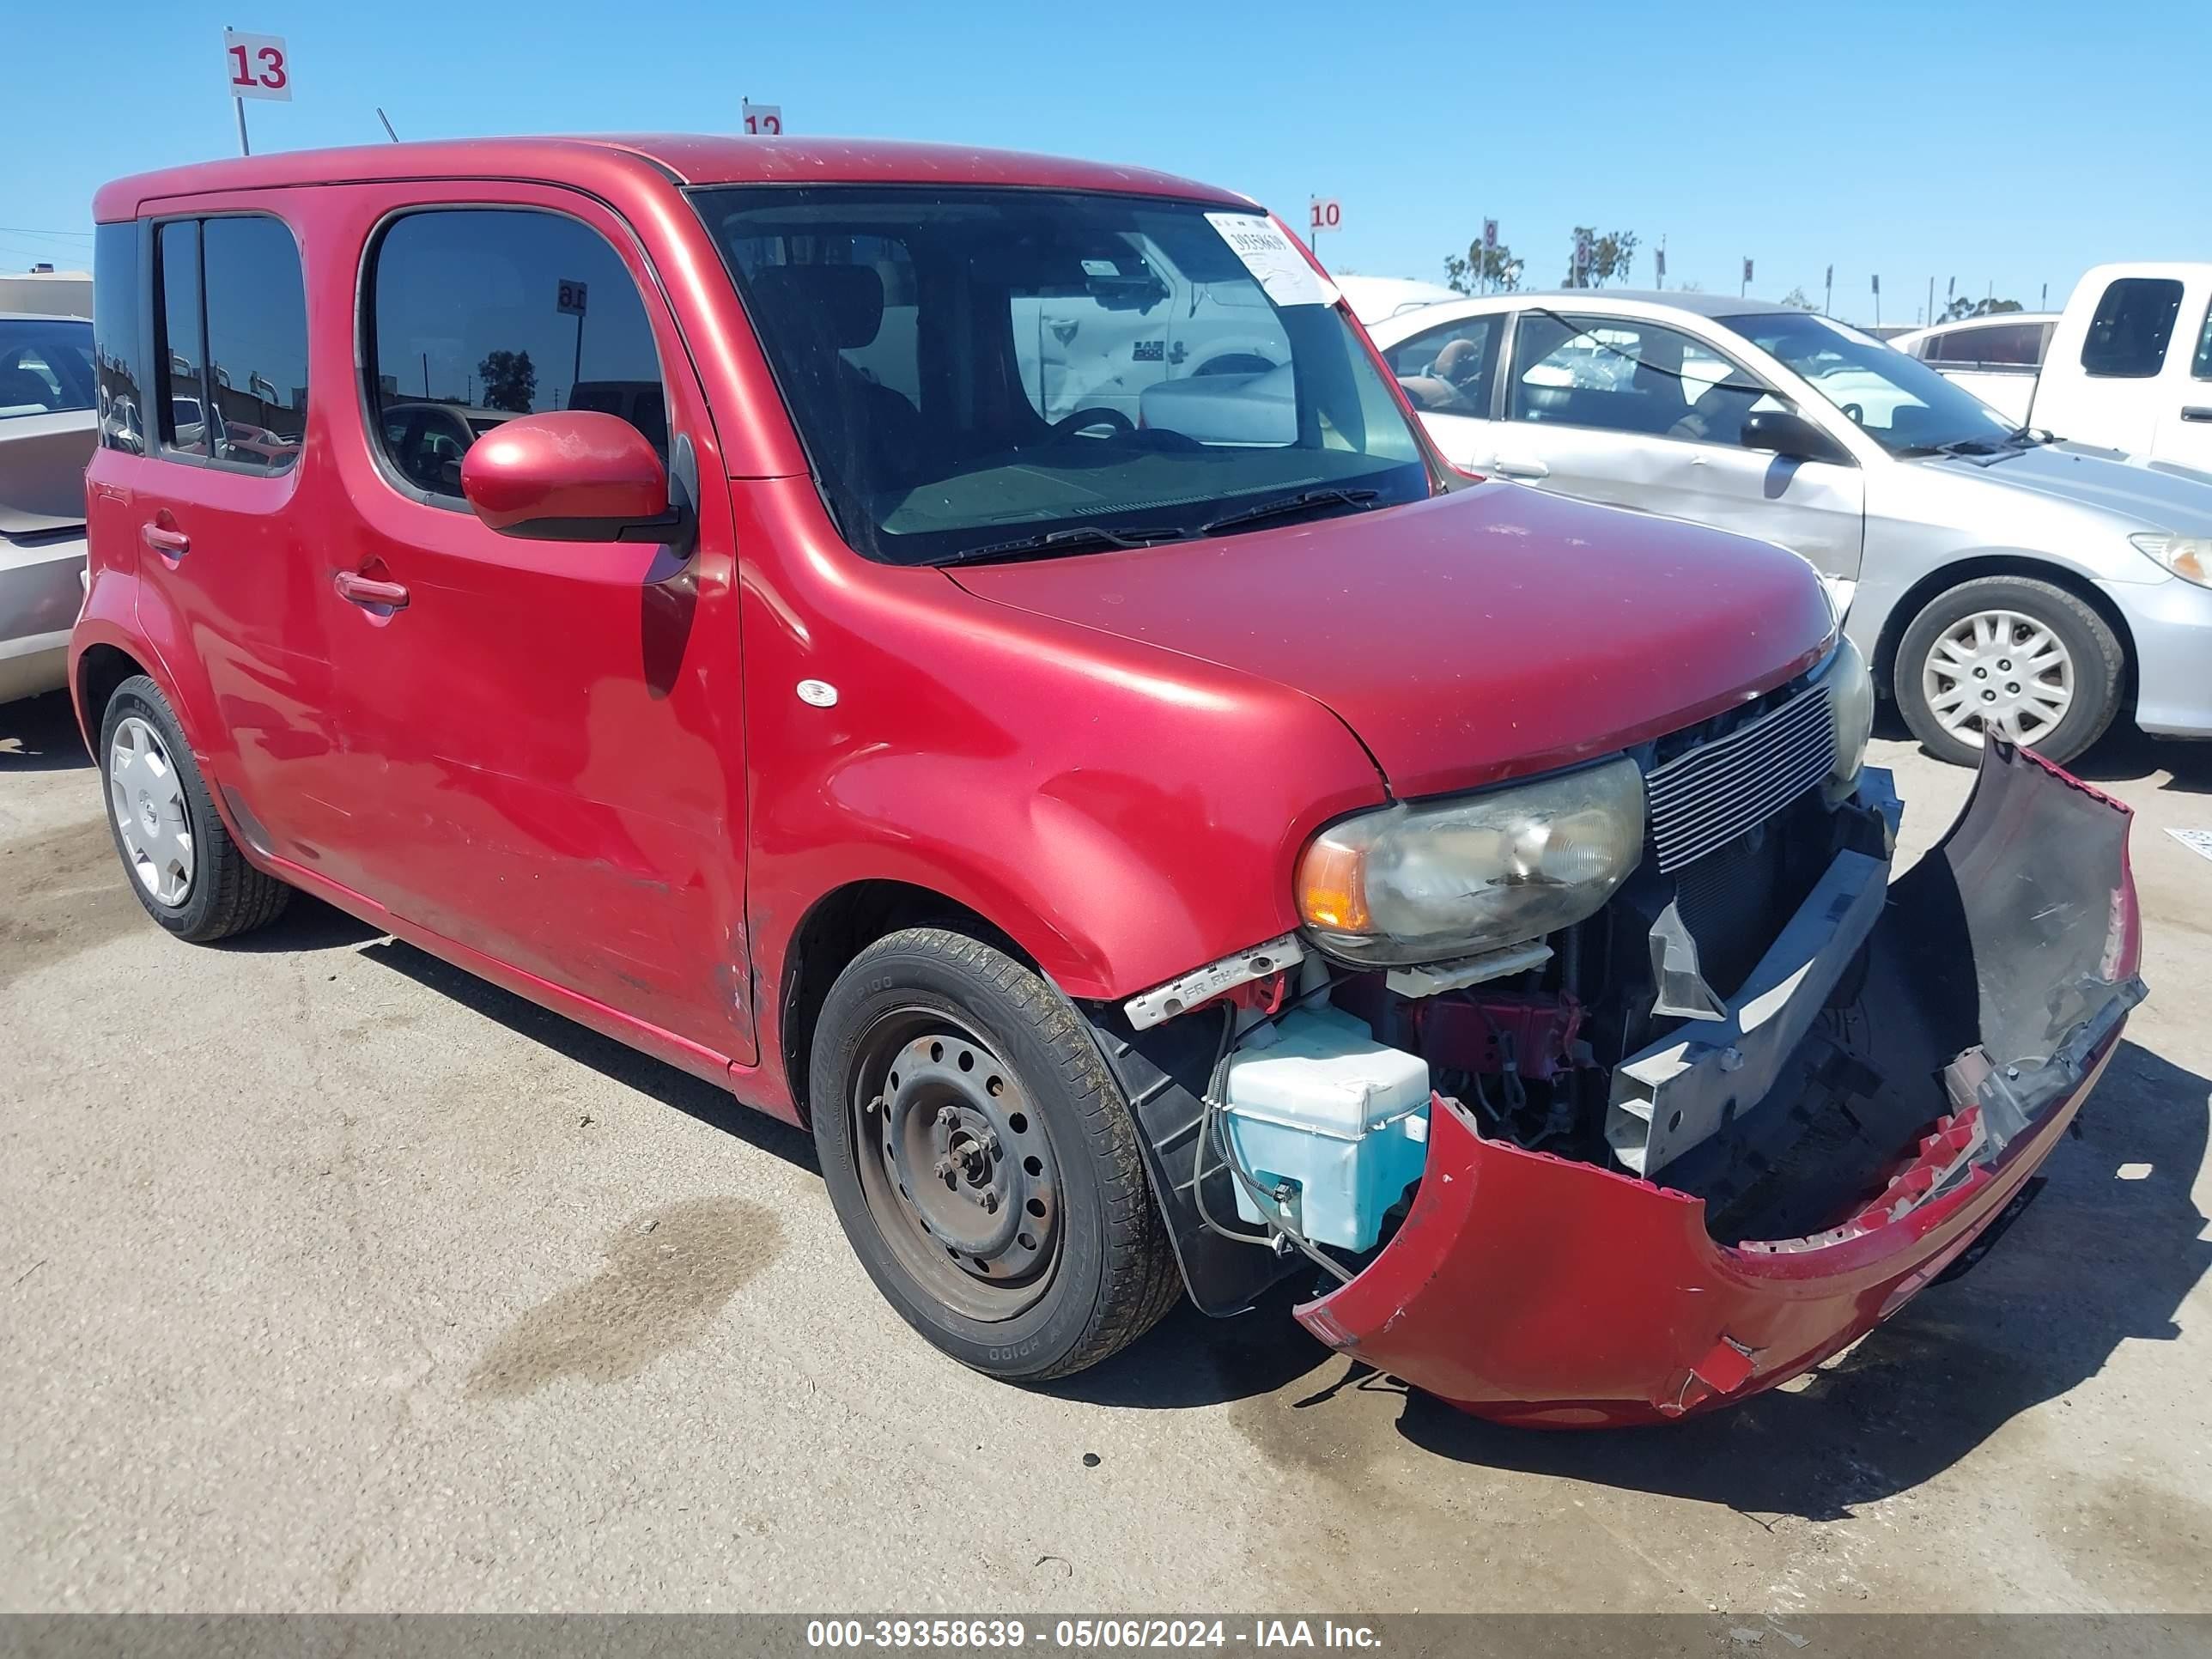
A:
1205,213,1340,309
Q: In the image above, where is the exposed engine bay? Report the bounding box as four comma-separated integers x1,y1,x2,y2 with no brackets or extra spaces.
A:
1091,730,2143,1421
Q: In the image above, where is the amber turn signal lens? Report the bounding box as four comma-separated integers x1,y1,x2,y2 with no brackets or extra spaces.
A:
1296,839,1372,933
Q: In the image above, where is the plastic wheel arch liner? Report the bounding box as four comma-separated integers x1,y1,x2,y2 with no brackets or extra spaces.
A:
1295,741,2145,1427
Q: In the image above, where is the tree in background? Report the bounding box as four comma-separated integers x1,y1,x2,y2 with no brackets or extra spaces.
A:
1443,239,1524,295
1941,295,2025,322
1563,228,1638,288
477,349,538,413
1779,287,1815,309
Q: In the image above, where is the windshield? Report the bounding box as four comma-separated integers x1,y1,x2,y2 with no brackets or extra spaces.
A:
693,185,1429,564
0,317,95,420
1721,309,2016,455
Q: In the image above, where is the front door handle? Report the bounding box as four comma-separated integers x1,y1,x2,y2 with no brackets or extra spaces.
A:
333,570,410,610
1492,456,1551,479
141,524,190,558
2181,406,2212,424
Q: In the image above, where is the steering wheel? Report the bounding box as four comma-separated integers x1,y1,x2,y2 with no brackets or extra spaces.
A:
1051,406,1135,440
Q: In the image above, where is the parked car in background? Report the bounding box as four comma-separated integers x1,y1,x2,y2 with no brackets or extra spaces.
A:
1892,313,2059,425
1,312,97,702
1334,274,1458,326
1368,289,2212,766
1899,264,2212,468
73,137,2142,1428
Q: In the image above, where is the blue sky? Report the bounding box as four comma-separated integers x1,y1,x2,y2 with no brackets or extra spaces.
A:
8,0,2207,325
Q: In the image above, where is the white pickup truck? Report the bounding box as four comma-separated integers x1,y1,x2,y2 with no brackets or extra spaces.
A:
1896,263,2212,469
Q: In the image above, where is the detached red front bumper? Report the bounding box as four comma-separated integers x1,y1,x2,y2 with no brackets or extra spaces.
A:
1295,744,2145,1427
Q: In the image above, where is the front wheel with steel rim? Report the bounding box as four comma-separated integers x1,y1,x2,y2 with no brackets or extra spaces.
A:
98,674,290,942
1893,575,2124,767
810,927,1182,1382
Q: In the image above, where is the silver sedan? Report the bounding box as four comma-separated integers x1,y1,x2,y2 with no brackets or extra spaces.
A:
1,313,96,705
1365,289,2212,765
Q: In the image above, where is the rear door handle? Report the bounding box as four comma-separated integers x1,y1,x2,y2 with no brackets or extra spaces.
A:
333,570,410,610
2182,407,2212,424
141,524,190,558
1492,456,1551,479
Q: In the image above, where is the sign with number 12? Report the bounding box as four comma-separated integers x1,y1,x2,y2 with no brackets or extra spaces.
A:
741,100,783,135
224,30,291,101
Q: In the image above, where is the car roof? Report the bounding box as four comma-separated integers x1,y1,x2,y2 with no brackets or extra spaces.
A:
0,310,91,323
1505,288,1802,318
1892,313,2060,345
94,136,1249,222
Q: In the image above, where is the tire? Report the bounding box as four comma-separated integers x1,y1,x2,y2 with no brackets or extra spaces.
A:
809,927,1182,1382
99,674,290,943
1893,575,2124,767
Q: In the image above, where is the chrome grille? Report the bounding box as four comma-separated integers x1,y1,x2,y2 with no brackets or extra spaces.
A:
1646,682,1834,873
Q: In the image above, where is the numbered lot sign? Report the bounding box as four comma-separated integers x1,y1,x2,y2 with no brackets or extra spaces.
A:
742,100,783,136
557,279,588,316
224,30,291,101
1309,198,1342,233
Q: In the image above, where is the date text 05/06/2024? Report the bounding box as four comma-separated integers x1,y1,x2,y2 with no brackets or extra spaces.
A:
804,1619,1383,1650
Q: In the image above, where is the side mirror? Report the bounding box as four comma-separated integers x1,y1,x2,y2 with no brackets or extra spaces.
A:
459,410,678,541
1741,408,1851,467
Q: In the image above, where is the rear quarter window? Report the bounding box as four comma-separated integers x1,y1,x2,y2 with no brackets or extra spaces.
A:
2080,277,2183,378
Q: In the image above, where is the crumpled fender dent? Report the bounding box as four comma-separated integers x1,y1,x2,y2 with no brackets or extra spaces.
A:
1295,742,2144,1429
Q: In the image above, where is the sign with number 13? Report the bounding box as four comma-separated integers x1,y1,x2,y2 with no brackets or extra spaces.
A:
224,30,291,101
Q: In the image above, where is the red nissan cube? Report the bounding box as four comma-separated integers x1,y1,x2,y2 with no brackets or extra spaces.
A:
74,137,2143,1425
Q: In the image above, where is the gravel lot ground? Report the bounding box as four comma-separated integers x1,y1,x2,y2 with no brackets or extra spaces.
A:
3,688,2208,1616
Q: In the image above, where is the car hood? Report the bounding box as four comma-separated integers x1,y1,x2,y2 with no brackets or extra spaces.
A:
1927,441,2212,532
945,483,1836,798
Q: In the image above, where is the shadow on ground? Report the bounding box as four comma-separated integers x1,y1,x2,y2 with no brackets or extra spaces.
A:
357,933,817,1174
0,690,89,773
1062,1039,2209,1522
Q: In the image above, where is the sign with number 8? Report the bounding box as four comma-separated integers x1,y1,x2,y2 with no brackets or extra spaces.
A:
223,29,291,102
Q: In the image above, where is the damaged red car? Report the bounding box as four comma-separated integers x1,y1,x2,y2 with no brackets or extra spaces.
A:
76,137,2143,1425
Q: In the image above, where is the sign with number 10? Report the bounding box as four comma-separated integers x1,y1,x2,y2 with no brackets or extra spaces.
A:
224,30,291,101
1309,198,1343,234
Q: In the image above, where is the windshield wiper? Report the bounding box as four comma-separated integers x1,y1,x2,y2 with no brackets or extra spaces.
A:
935,523,1190,568
1198,487,1381,537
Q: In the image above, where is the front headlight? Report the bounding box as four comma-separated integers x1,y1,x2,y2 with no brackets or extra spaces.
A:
1296,757,1645,966
1824,634,1875,805
2129,532,2212,588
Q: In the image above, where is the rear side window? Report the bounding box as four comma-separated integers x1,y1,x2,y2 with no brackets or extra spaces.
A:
153,213,308,471
1925,321,2045,367
2193,302,2212,381
2080,277,2183,378
365,209,666,502
93,221,145,452
1384,313,1504,415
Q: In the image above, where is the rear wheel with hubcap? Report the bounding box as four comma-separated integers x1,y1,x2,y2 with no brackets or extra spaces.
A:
99,674,289,942
1893,575,2124,767
810,927,1182,1381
